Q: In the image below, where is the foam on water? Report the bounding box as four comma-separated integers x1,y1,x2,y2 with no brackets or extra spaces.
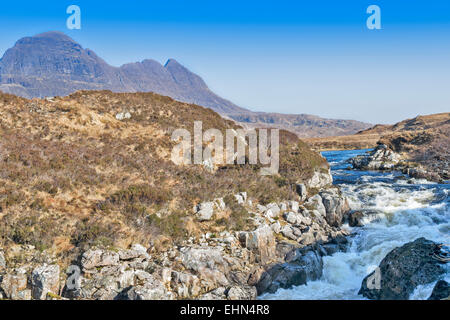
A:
261,149,449,300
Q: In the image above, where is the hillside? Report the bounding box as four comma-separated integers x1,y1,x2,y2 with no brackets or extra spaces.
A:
0,31,371,137
305,112,450,152
0,90,328,259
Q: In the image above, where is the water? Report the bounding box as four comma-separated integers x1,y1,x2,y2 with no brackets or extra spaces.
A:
261,149,449,300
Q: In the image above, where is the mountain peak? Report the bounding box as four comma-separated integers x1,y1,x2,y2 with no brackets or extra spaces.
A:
16,31,77,45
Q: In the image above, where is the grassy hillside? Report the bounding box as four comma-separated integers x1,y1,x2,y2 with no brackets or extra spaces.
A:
0,90,327,263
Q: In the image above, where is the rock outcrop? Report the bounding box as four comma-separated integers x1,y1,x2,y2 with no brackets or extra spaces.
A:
427,280,449,300
350,144,400,171
359,238,447,300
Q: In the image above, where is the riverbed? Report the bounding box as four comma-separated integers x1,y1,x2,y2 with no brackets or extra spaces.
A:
261,149,449,300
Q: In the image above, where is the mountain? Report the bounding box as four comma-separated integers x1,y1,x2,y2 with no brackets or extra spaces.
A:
0,31,372,137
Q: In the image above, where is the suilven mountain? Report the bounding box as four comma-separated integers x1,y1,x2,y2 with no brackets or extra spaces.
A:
0,31,371,137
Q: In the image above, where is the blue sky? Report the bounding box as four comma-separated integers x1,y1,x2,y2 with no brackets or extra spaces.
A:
0,1,449,123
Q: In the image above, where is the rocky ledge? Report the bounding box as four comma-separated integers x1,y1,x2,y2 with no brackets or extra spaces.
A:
359,237,449,300
350,144,448,182
0,171,353,300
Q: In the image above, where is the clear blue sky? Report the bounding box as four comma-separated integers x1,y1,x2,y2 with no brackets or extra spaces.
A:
0,0,449,123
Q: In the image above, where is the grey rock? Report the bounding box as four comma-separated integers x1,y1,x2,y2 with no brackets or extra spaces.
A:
239,225,276,264
427,280,449,300
194,202,215,221
359,238,446,300
227,285,257,300
81,249,120,271
0,269,29,300
31,264,60,300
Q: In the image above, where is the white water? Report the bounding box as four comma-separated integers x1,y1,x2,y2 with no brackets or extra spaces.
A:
261,149,449,300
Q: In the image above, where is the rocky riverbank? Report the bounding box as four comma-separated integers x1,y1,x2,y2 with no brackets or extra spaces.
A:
350,144,448,183
0,170,354,300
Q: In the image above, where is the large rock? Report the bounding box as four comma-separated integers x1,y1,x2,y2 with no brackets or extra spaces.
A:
319,188,350,227
239,225,277,264
427,280,449,300
295,183,307,201
306,169,332,189
0,269,30,300
256,247,323,294
124,276,174,300
81,249,120,271
351,144,400,170
31,264,60,300
193,201,215,221
359,238,447,300
181,247,229,288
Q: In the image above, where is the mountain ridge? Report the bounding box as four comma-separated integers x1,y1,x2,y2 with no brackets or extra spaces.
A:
0,31,372,137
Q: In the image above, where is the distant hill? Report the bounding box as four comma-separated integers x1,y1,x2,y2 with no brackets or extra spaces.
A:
305,112,450,152
0,31,372,137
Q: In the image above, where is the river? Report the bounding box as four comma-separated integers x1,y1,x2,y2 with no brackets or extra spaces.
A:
261,148,449,300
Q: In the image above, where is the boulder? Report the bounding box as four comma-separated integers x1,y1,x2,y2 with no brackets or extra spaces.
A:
227,285,257,300
1,269,30,300
81,249,120,271
351,144,400,171
265,203,281,219
256,247,323,294
306,169,332,189
171,271,201,299
239,225,276,264
359,238,447,300
319,189,350,227
124,276,174,300
305,194,326,217
31,264,60,300
118,244,148,260
427,280,449,300
193,201,215,221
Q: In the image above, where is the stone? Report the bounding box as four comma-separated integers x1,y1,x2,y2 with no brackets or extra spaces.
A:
234,192,247,204
193,201,215,221
181,247,229,288
428,280,449,300
256,248,323,294
305,195,326,217
1,269,29,300
227,285,257,300
289,201,299,213
81,249,120,271
199,287,227,300
283,211,298,225
281,225,298,241
359,238,446,300
350,144,400,171
171,271,201,298
295,183,307,201
306,169,333,189
118,244,148,260
31,264,60,300
239,225,276,264
265,203,281,218
319,189,350,227
271,221,281,234
279,202,288,212
125,277,174,300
